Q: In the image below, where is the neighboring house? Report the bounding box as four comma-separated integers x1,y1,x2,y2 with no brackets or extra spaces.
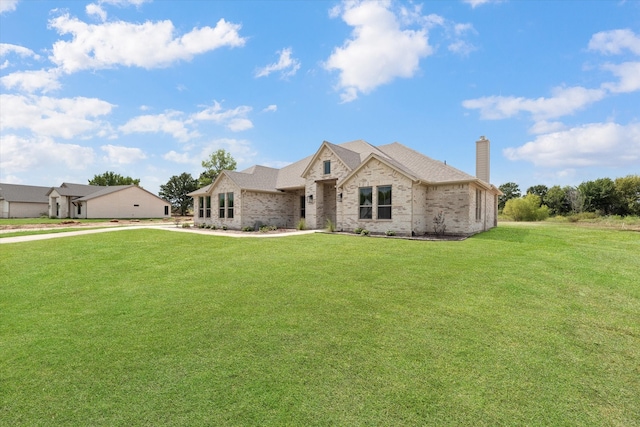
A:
0,183,51,218
47,183,171,219
189,137,502,236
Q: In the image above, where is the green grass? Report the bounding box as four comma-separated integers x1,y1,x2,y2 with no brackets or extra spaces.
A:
1,224,638,426
0,227,108,238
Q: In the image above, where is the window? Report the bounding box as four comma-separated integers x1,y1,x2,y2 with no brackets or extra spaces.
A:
324,160,331,175
198,196,204,218
205,196,211,218
164,205,169,216
359,187,372,219
219,193,225,218
300,195,306,218
227,192,234,219
377,186,392,219
475,189,482,221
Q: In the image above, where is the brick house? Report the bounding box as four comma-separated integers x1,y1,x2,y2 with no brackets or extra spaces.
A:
189,137,501,236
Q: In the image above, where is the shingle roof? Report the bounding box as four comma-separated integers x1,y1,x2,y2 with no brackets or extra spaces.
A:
48,182,107,197
189,140,491,195
0,183,51,203
74,185,132,201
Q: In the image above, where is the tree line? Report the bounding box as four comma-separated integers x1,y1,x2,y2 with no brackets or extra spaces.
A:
499,175,640,220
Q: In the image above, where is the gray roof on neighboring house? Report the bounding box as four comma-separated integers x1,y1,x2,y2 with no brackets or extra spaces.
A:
189,139,491,195
0,183,51,203
47,182,107,197
74,185,132,201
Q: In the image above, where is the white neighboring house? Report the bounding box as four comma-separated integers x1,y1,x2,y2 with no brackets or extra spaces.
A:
47,183,171,219
0,183,50,218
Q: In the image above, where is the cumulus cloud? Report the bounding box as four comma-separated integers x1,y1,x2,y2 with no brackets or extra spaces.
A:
462,86,606,121
601,61,640,93
192,101,253,132
255,47,301,78
86,3,107,21
101,144,146,164
1,69,62,93
48,13,246,73
0,43,41,60
588,29,640,56
263,104,277,113
163,150,194,164
0,93,114,139
503,122,640,168
0,0,19,14
324,0,432,102
119,111,199,142
0,134,95,174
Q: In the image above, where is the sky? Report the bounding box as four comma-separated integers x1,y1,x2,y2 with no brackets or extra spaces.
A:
1,0,639,195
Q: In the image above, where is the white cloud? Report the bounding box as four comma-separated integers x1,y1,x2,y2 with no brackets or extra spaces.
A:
601,61,640,93
325,0,432,102
588,29,640,56
1,69,62,93
86,4,107,21
0,93,114,139
528,120,566,135
0,43,41,60
462,86,606,120
0,134,95,174
263,104,277,113
504,122,640,168
119,111,199,142
101,144,146,164
48,14,245,73
463,0,504,8
163,150,194,164
255,47,301,78
448,40,476,56
0,0,19,14
192,101,253,132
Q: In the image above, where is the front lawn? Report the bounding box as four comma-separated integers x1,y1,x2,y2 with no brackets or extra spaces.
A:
1,224,638,426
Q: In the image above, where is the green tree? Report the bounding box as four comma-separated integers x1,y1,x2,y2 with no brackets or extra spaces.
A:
199,149,237,187
159,173,199,216
578,178,617,215
544,185,571,215
503,194,549,221
498,182,521,211
526,185,548,206
614,175,640,216
89,171,140,186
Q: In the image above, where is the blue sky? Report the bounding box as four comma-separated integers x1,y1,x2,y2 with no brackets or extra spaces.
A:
1,0,638,194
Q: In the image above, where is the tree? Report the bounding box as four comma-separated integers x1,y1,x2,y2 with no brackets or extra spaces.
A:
544,185,571,215
526,185,548,206
498,182,521,211
579,178,617,215
89,171,140,186
199,149,237,187
159,173,199,216
503,194,549,221
614,175,640,216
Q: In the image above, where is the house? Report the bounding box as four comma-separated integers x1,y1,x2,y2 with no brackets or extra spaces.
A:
47,183,171,219
189,137,501,236
0,183,51,218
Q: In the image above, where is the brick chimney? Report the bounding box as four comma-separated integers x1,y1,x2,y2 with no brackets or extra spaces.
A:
476,136,490,183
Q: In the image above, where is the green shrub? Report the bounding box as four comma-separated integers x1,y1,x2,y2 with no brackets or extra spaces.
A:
182,223,191,228
354,227,363,234
242,226,254,232
296,219,307,230
360,229,370,236
385,230,396,236
221,225,227,230
503,194,549,221
259,225,277,233
325,218,336,232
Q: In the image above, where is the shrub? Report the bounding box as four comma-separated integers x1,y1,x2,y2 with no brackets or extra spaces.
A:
360,229,370,236
296,219,307,230
242,226,254,232
503,194,550,221
354,227,364,234
433,211,446,235
385,230,396,236
182,223,191,228
221,225,227,230
325,218,336,232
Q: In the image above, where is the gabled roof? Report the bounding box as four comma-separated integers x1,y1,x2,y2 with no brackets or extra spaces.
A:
74,185,132,201
47,182,106,197
188,139,499,196
0,183,51,203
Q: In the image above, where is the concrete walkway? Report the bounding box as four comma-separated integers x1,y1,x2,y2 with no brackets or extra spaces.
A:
0,224,319,244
